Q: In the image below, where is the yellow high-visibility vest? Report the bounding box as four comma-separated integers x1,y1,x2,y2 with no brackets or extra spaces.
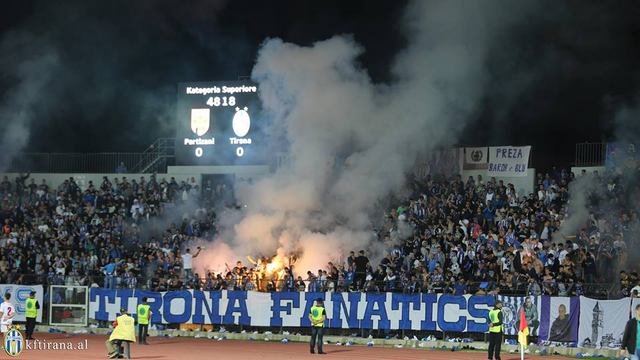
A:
310,306,325,328
488,309,502,333
137,304,150,325
25,298,37,319
109,315,136,343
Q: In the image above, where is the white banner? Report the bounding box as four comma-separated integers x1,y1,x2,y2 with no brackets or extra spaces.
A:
488,146,531,177
89,289,499,331
88,289,640,339
465,147,488,164
496,295,541,336
0,285,44,322
578,296,629,349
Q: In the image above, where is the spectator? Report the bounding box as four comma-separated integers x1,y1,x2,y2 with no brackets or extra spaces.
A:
354,250,369,289
181,247,202,282
115,162,127,174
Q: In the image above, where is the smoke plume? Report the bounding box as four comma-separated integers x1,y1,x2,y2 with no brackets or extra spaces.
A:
0,0,233,168
0,33,58,171
552,175,602,244
554,97,640,281
196,0,535,274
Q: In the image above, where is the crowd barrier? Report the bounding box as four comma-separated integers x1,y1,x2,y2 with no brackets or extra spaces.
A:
88,288,639,349
9,273,615,299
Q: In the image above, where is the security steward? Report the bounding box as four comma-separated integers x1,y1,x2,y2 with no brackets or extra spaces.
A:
106,308,136,359
25,291,39,340
308,298,327,355
488,300,503,360
137,297,151,345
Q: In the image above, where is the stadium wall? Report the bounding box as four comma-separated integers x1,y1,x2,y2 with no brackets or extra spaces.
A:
461,168,535,196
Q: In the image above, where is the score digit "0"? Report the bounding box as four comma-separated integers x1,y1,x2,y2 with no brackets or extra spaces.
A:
195,147,203,157
236,147,244,157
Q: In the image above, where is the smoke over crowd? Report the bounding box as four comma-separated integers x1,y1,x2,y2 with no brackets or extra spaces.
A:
0,0,638,279
553,100,640,280
195,1,536,274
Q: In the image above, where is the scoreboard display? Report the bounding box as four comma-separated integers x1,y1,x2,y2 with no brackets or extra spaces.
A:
175,81,264,165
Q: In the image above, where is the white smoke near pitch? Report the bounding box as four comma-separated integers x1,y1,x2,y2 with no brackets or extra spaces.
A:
0,33,59,171
196,0,534,275
552,175,601,244
553,98,639,283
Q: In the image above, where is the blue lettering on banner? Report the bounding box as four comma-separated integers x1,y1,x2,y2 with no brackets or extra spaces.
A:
467,295,492,332
361,293,391,330
330,292,361,328
163,290,192,324
193,291,222,324
437,295,467,332
14,288,30,315
91,288,117,320
391,293,421,330
270,292,300,327
489,163,509,172
496,148,523,159
421,293,437,330
115,289,133,314
223,291,251,326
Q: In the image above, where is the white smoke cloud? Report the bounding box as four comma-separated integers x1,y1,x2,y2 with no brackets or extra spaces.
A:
552,175,600,243
196,0,535,275
0,33,59,171
552,95,640,283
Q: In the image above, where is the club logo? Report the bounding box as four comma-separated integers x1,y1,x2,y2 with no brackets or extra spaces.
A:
191,108,211,136
501,303,516,330
471,150,483,162
232,107,250,137
4,326,24,357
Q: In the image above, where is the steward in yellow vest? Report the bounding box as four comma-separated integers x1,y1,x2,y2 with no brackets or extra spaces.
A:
487,300,503,360
308,298,326,354
25,291,39,340
106,309,136,359
137,297,152,345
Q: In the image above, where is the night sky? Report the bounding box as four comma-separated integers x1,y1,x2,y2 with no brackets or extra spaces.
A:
1,0,639,170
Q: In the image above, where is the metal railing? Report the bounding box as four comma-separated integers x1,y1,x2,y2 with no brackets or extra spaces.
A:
8,152,148,173
4,142,611,174
9,272,617,299
5,138,175,174
575,142,607,167
130,137,175,173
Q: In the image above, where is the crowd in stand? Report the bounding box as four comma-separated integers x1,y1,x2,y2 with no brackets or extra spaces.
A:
368,166,638,298
0,159,637,298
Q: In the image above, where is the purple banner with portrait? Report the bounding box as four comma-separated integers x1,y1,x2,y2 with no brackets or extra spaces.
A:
538,296,580,346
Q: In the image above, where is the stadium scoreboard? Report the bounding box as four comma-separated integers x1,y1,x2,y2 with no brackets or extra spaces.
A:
176,81,264,165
